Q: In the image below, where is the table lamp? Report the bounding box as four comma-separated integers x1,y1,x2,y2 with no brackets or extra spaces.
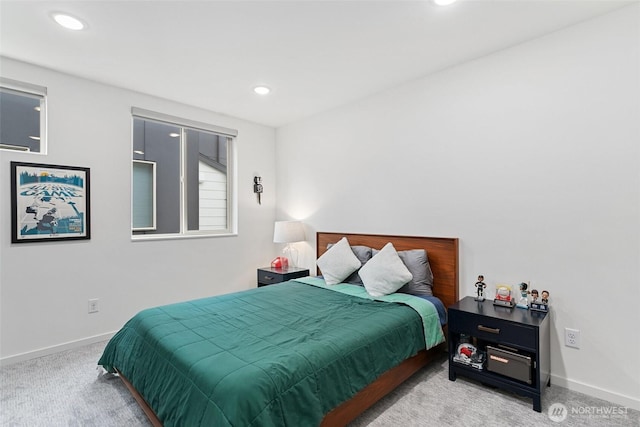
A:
273,221,305,268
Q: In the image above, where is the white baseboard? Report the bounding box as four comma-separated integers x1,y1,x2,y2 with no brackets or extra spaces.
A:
0,332,116,366
550,373,640,411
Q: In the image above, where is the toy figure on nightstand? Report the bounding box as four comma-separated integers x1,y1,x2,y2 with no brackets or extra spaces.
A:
530,289,550,312
530,289,539,303
493,284,515,307
475,275,487,301
516,282,529,309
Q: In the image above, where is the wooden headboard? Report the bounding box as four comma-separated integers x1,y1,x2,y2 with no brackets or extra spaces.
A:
316,232,459,309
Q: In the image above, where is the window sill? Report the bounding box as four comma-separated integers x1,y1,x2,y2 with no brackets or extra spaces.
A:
131,232,237,242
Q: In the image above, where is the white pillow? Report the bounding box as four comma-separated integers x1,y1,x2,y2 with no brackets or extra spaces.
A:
316,237,361,285
359,242,413,297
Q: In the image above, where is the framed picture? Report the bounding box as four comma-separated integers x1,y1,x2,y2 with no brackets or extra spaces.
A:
10,161,91,243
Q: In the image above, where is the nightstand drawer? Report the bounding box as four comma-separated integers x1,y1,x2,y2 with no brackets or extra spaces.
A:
450,310,536,350
257,267,309,287
258,270,286,285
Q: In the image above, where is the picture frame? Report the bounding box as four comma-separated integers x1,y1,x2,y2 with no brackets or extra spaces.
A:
10,161,91,243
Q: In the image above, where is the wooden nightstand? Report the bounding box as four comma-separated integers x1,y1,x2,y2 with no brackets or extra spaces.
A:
257,267,309,287
448,296,550,412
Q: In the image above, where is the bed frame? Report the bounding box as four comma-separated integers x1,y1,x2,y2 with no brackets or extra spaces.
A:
118,232,459,427
317,232,458,426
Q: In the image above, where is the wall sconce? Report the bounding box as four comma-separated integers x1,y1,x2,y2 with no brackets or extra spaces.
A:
253,176,263,204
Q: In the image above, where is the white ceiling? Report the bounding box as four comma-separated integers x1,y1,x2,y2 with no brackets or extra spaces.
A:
0,0,633,128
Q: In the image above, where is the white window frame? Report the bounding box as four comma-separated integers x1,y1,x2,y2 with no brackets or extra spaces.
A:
131,108,238,241
0,77,47,154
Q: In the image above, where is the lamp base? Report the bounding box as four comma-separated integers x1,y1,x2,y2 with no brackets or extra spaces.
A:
283,244,299,268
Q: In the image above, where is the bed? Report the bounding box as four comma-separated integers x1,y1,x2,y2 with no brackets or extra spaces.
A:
99,232,459,426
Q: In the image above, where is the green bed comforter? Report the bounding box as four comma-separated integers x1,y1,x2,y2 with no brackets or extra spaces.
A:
99,280,444,427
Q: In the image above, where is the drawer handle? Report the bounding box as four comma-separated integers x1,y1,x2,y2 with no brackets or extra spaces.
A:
478,325,500,334
264,275,273,280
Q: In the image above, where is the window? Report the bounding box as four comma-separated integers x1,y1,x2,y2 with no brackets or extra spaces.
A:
132,160,156,231
0,78,47,154
131,108,237,239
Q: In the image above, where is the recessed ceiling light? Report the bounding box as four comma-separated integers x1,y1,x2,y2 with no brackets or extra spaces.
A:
52,13,85,31
169,132,180,138
254,86,271,95
432,0,457,6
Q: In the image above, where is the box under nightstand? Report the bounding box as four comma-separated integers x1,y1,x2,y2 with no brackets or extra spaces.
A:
257,267,309,287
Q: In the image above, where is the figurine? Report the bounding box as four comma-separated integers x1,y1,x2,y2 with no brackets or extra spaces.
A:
541,290,549,304
475,275,487,301
516,282,529,309
493,284,514,307
530,289,539,303
530,289,550,312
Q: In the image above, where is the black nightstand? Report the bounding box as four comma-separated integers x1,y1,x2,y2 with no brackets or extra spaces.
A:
448,296,550,412
257,267,309,287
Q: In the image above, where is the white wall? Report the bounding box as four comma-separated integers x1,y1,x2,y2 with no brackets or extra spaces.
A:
276,5,639,409
0,58,278,361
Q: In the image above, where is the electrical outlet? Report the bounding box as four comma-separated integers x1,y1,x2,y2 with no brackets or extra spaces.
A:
88,298,99,314
565,328,580,349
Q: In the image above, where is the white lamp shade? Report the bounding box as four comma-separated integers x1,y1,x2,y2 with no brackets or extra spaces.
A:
273,221,305,243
